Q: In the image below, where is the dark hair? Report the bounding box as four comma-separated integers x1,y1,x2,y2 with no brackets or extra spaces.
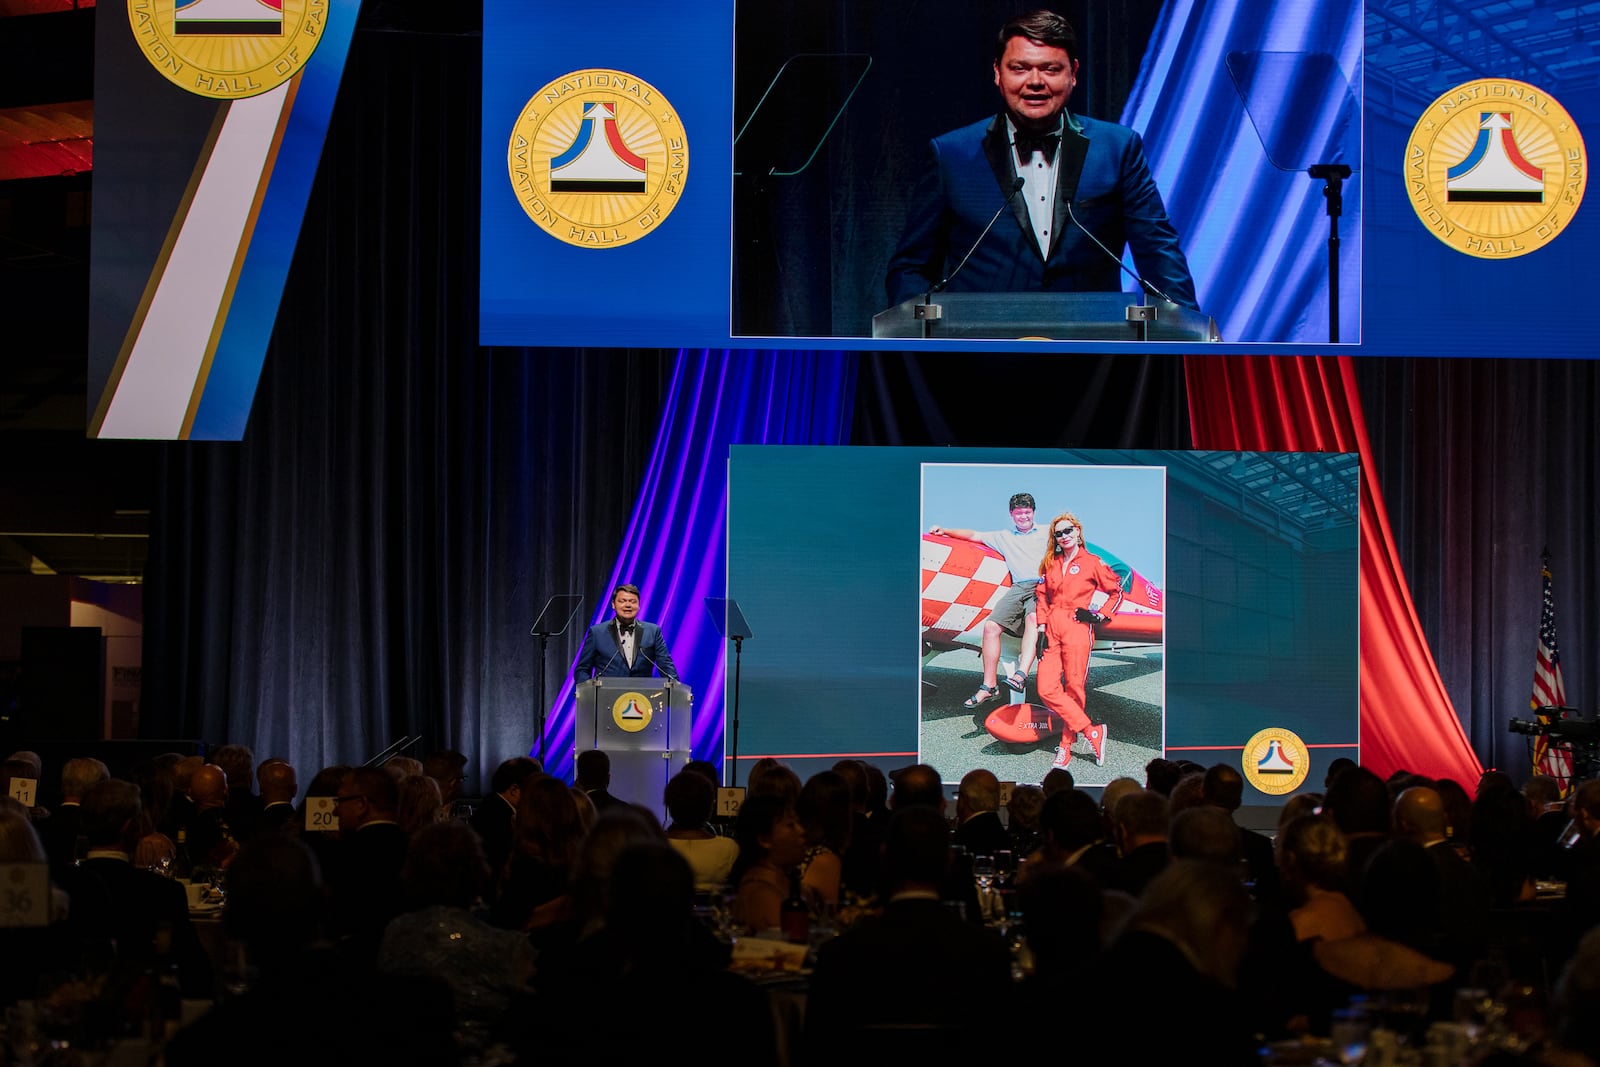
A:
613,583,641,602
729,794,791,885
798,771,853,854
664,768,715,828
1008,492,1036,511
515,775,585,867
995,10,1077,63
575,749,611,789
490,756,542,796
884,806,951,886
1040,788,1103,852
402,820,492,909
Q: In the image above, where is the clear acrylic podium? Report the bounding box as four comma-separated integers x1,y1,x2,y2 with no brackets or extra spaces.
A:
575,677,692,817
872,291,1218,342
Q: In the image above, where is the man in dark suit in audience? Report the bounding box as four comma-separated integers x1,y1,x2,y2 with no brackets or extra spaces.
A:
40,756,109,875
1109,787,1170,897
67,778,213,996
470,756,540,885
1202,763,1281,905
213,744,265,844
1392,784,1491,969
258,759,299,834
188,763,239,868
329,766,409,957
952,768,1010,857
805,806,1011,1056
575,749,626,812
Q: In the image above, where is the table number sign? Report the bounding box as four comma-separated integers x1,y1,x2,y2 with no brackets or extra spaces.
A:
305,796,338,832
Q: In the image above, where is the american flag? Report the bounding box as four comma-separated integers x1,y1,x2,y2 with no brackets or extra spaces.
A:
1531,556,1573,788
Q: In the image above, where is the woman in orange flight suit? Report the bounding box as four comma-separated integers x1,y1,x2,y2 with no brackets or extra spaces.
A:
1034,511,1124,770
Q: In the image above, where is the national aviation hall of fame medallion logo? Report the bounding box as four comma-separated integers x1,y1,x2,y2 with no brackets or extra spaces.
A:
1240,727,1311,797
507,70,688,249
610,691,654,734
1405,79,1586,259
128,0,328,99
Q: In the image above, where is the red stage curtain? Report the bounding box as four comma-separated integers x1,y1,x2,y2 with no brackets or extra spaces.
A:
1185,355,1481,785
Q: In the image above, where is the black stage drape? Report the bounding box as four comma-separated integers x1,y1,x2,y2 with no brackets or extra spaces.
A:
1357,358,1600,775
142,22,676,782
140,15,1598,788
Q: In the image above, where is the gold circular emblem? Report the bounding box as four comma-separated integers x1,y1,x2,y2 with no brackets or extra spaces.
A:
610,690,654,734
1405,80,1586,258
507,70,688,248
127,0,327,99
1240,727,1311,797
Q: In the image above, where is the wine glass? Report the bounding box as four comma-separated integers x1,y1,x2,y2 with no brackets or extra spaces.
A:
972,854,995,892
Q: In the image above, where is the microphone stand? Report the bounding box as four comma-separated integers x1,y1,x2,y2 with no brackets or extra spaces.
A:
1308,163,1351,344
917,177,1026,338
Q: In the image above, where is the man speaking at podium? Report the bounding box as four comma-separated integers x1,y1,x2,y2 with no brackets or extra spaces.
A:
574,583,679,682
885,10,1197,310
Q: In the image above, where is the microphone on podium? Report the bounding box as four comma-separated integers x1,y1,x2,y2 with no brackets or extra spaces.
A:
930,177,1027,295
1063,199,1178,305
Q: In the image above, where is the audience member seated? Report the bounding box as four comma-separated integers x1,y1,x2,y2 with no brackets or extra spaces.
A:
257,758,299,835
1006,783,1045,857
1469,779,1538,906
1203,763,1282,905
1033,788,1118,889
1392,785,1491,970
797,770,851,908
377,820,532,1055
1100,860,1259,1064
491,774,583,932
423,749,469,809
1168,805,1242,868
1014,861,1109,1061
212,743,264,844
187,763,239,869
0,801,78,1007
805,806,1011,1060
951,768,1009,858
728,794,805,934
64,778,213,997
514,843,776,1066
1040,766,1074,797
470,755,540,890
831,758,884,901
396,773,444,835
40,756,109,875
327,766,409,958
384,755,425,781
663,768,738,891
1144,757,1182,796
1322,765,1391,899
1108,788,1169,897
575,748,626,812
164,834,459,1067
746,757,802,807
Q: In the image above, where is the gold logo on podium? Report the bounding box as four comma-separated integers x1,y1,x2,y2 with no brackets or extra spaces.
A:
128,0,328,99
1405,79,1586,258
507,69,688,248
611,691,654,734
1241,727,1311,796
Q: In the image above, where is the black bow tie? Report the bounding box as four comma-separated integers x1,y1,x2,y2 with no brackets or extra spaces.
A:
616,620,635,635
1014,130,1060,158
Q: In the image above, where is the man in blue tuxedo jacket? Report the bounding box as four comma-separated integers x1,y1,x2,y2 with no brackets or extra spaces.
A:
574,583,679,681
886,10,1198,310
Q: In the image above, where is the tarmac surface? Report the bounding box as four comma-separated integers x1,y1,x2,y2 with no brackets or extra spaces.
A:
919,642,1164,788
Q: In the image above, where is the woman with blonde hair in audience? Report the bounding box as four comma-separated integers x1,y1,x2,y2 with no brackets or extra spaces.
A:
664,769,737,891
396,773,444,835
728,795,806,933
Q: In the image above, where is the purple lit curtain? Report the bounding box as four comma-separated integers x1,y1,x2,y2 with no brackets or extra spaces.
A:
1122,0,1362,342
544,349,858,780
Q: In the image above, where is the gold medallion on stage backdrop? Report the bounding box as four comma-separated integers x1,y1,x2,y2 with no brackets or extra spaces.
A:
1241,727,1311,796
1405,79,1586,258
128,0,327,99
611,691,654,733
507,69,688,248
